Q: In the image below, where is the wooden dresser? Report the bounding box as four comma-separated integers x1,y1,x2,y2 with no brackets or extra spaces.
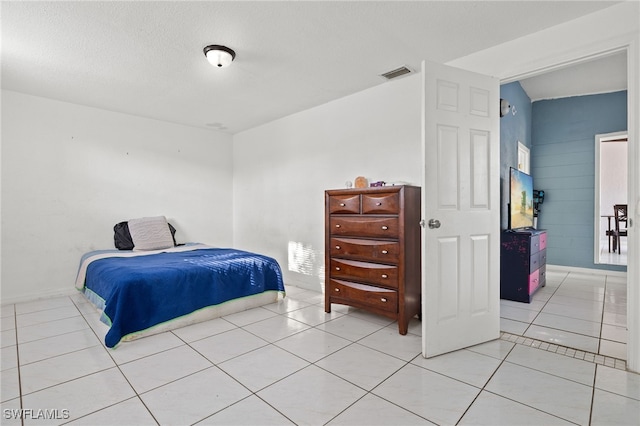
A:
324,185,421,334
500,229,547,303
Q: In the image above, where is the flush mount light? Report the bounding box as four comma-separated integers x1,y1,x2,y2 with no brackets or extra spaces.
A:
203,45,236,68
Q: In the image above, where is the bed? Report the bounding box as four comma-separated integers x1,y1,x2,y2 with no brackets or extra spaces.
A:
75,243,285,348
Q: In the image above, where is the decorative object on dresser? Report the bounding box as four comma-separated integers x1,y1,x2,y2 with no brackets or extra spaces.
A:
324,185,421,334
500,229,547,303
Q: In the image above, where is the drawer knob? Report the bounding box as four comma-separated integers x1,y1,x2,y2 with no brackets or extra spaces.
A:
381,250,388,254
381,274,388,279
380,298,387,303
381,226,388,230
335,224,341,228
340,203,346,207
334,288,340,292
376,202,382,206
335,267,341,271
335,245,341,250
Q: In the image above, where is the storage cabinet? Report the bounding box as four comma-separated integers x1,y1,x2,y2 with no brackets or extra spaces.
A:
324,186,421,334
500,229,547,303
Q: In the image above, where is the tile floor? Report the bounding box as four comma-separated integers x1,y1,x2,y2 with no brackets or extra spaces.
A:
598,238,627,266
500,268,628,362
0,277,638,425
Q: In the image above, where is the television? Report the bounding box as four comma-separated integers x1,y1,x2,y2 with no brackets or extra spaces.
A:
509,167,534,229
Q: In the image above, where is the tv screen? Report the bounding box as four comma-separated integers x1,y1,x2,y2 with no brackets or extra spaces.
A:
509,167,534,229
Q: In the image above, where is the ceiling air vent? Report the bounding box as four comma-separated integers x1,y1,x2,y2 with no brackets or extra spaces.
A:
380,66,413,80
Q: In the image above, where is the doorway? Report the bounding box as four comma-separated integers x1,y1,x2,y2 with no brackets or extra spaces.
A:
595,131,628,265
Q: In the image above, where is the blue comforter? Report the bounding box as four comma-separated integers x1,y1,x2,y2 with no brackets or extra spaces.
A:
76,246,285,347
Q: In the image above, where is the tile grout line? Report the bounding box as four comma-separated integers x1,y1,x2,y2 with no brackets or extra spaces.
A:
500,332,626,370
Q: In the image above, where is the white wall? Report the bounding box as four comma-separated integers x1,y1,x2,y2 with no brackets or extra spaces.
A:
1,90,234,303
233,74,422,292
601,141,628,238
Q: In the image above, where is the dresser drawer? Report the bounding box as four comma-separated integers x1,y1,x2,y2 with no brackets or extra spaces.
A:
329,279,397,313
330,237,400,263
362,192,399,214
328,194,360,214
539,249,547,265
330,216,399,239
330,258,399,288
530,234,541,253
528,269,541,294
530,252,540,273
539,232,547,250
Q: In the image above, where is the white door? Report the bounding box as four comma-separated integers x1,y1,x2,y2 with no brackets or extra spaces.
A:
421,60,501,358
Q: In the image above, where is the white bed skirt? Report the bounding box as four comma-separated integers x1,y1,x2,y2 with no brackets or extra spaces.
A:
88,290,281,346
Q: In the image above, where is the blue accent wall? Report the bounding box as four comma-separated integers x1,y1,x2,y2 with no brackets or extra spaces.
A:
532,91,627,271
500,82,532,230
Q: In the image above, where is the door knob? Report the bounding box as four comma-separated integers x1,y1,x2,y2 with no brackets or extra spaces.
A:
428,219,441,229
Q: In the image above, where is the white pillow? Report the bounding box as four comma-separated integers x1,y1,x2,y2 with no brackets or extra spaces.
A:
128,216,175,251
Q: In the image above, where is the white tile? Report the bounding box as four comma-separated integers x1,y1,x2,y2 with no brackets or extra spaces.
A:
18,328,101,366
1,329,17,348
0,305,15,318
171,317,236,343
327,393,434,425
258,365,366,426
500,298,545,312
459,391,574,425
524,325,599,353
412,348,501,388
603,310,627,327
66,397,157,425
591,389,640,426
218,345,309,392
22,368,135,425
373,363,480,425
406,317,422,336
596,364,640,400
222,306,277,327
532,312,601,337
0,398,22,426
119,345,212,394
466,339,515,360
16,305,80,328
16,316,89,344
500,318,529,335
107,331,184,365
285,304,344,326
190,328,268,364
15,296,75,315
1,315,15,331
317,315,386,342
20,345,115,395
1,345,17,371
347,309,396,327
357,326,422,361
274,327,351,363
505,344,595,386
486,362,592,425
262,297,311,314
242,315,310,343
603,302,627,315
542,302,602,322
500,305,540,323
141,366,251,425
316,343,405,390
601,323,627,343
197,395,295,425
1,368,20,402
599,339,627,360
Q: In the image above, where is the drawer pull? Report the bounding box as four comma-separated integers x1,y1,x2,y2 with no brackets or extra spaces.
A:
376,202,382,206
380,298,387,303
335,267,341,271
381,226,388,230
381,250,388,254
339,203,346,207
335,224,341,228
381,274,388,279
334,288,340,292
335,245,341,250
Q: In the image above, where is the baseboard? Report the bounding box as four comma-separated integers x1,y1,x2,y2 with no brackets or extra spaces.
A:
0,287,78,306
547,264,627,278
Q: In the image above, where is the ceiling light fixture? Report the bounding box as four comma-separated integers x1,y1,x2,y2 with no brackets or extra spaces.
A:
203,45,236,68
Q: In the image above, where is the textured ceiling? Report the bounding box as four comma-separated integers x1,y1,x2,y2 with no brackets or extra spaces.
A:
1,1,623,133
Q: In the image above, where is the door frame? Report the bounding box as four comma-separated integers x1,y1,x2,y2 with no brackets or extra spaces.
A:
496,41,639,372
